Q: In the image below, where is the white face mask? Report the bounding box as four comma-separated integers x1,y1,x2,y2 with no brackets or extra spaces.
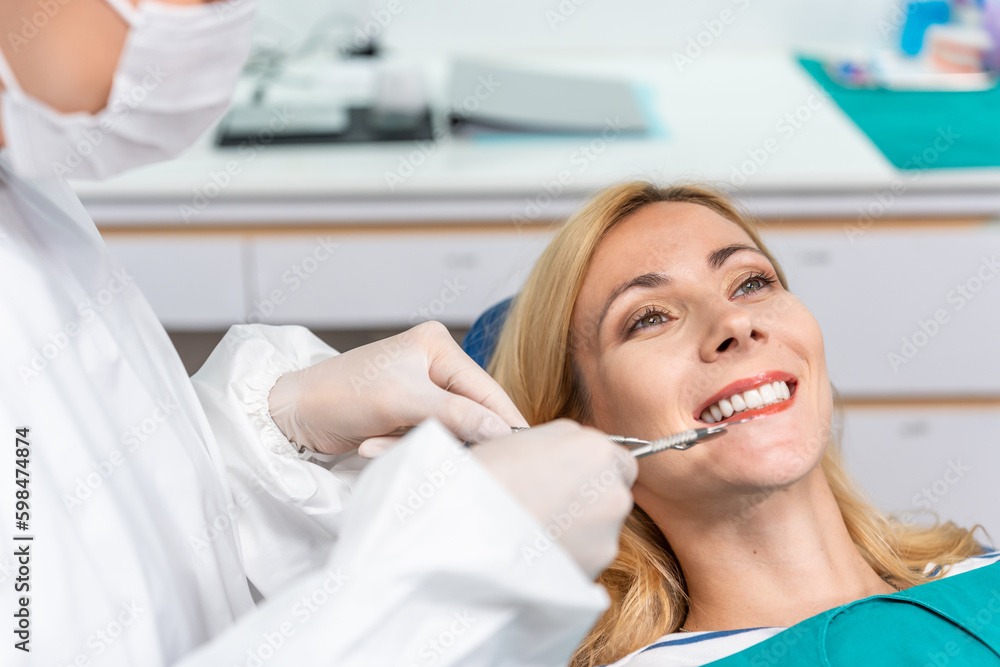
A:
0,0,256,181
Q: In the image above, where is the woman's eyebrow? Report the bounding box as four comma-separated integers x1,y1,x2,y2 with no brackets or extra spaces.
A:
597,272,669,331
595,245,766,332
708,243,766,269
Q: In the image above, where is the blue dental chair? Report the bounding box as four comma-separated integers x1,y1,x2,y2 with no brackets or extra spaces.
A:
461,298,514,369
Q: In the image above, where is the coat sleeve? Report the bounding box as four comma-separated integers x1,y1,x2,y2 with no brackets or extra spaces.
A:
176,420,610,667
190,323,367,598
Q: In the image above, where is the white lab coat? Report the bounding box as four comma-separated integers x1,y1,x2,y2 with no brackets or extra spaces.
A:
0,155,607,666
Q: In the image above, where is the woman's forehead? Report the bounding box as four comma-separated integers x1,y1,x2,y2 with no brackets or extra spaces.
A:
603,201,750,251
586,202,755,285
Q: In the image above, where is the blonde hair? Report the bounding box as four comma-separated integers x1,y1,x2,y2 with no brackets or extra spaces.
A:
489,181,988,667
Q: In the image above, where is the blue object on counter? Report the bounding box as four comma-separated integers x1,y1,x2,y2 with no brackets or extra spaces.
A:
900,0,951,55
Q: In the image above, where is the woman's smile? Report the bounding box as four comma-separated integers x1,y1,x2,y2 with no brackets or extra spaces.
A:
694,371,798,425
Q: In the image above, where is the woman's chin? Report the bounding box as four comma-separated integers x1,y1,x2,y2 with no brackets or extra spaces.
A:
712,429,824,489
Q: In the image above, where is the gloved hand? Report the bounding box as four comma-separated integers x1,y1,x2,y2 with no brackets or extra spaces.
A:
267,321,528,458
472,420,638,579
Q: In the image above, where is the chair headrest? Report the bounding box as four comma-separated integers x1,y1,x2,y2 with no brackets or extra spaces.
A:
461,297,513,369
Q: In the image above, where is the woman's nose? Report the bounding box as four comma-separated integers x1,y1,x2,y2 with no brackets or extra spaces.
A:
699,299,764,362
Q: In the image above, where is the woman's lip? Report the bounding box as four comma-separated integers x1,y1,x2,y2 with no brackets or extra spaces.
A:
701,383,797,425
693,370,798,420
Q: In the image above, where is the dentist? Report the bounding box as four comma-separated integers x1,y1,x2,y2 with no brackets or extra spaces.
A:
0,1,635,665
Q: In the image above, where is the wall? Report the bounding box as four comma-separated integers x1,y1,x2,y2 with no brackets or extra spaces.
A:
254,0,904,55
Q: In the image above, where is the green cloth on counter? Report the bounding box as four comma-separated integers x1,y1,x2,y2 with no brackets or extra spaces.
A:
799,57,1000,170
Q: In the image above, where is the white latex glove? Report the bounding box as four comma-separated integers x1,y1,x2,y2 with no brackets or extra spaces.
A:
472,420,639,579
267,321,528,458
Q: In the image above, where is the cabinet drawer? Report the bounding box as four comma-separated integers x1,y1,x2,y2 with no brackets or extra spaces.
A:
248,231,553,327
762,225,1000,397
840,406,1000,545
104,236,246,330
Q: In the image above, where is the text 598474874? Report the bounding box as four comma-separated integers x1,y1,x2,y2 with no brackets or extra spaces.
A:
12,426,32,653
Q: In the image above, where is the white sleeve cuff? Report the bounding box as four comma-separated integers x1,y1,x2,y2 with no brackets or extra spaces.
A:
191,324,368,597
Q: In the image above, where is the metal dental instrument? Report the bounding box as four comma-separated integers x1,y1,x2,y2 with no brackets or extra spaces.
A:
613,417,755,459
398,419,753,453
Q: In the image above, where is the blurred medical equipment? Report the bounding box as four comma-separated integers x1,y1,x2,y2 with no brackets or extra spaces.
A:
0,0,256,179
446,60,649,136
216,4,434,146
825,0,1000,91
217,18,649,146
216,58,435,145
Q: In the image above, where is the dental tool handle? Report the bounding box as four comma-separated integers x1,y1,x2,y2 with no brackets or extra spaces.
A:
629,429,701,458
608,435,649,447
629,425,728,459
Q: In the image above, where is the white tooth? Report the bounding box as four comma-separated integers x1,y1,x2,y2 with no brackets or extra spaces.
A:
744,388,763,409
759,383,777,405
779,381,790,399
709,404,723,421
730,393,747,412
718,398,734,418
772,381,786,401
700,410,716,424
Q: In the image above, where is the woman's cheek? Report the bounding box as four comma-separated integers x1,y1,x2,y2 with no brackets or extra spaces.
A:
594,360,662,434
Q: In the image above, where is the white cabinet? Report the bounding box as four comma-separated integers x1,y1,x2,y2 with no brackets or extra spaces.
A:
840,407,1000,548
103,236,247,330
246,231,553,327
762,224,1000,396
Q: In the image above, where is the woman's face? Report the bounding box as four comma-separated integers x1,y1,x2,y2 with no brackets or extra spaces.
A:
571,201,833,511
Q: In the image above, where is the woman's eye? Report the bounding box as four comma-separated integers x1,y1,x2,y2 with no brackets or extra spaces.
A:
632,311,668,331
734,273,774,297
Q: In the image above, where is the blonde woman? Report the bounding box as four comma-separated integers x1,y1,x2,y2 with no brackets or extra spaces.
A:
489,182,999,666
